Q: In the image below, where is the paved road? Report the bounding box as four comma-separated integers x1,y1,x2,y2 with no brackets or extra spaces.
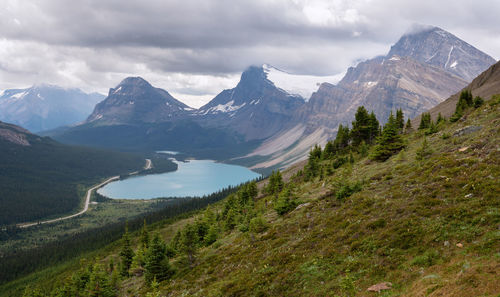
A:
18,175,120,228
17,159,152,229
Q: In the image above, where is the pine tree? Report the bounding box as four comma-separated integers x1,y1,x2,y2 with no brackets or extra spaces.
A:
416,137,433,161
396,108,405,133
370,112,406,161
119,225,135,277
144,233,172,283
323,140,335,159
85,264,116,297
368,111,380,143
333,124,350,151
179,224,199,266
419,113,431,129
405,118,412,133
451,90,473,122
140,219,150,249
274,187,298,215
351,106,372,145
265,170,284,196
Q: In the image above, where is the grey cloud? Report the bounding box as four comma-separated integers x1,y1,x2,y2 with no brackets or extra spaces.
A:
0,0,498,107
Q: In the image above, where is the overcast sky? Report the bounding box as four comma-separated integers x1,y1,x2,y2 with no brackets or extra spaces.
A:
1,0,498,108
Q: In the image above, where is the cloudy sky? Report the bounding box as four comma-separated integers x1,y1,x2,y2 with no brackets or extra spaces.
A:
1,0,499,108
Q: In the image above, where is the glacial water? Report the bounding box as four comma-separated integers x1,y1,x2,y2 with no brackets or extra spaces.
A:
97,159,260,199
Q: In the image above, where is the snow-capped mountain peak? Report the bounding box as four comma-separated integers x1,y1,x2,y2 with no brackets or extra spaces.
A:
262,64,343,101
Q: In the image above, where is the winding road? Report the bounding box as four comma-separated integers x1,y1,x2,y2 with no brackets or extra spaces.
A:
17,159,152,229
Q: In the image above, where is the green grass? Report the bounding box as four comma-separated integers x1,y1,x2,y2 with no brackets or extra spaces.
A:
3,100,500,296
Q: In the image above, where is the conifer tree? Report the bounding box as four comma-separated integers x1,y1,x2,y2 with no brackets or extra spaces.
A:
396,108,405,133
405,118,412,133
419,113,431,129
333,124,350,150
368,111,380,143
323,140,335,159
86,264,116,297
351,106,371,145
370,112,405,161
179,224,199,266
119,224,134,277
144,233,172,283
265,170,284,196
140,219,150,249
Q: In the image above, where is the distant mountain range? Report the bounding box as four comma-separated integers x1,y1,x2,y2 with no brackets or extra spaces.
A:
0,85,104,132
38,26,497,171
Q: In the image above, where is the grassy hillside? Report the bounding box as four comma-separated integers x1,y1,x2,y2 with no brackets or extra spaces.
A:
11,91,499,296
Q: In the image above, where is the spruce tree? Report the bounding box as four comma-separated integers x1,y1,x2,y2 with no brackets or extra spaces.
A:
351,106,371,145
144,233,172,283
419,113,431,129
333,124,350,151
323,140,335,159
140,219,150,249
405,118,412,133
396,108,405,133
119,225,135,277
86,264,116,297
370,112,405,161
179,224,199,266
368,111,380,143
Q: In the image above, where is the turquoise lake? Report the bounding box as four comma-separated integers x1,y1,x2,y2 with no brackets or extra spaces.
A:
97,159,261,199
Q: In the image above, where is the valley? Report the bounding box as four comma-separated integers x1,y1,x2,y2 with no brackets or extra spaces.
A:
0,6,498,295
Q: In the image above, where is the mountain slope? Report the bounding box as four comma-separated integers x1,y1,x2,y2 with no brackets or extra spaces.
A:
0,85,104,132
243,26,494,171
0,121,146,225
197,65,306,141
388,26,496,81
10,62,500,297
87,77,191,125
415,60,500,123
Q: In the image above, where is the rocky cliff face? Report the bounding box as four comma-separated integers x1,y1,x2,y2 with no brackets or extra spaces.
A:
245,26,495,171
388,26,496,82
197,66,305,140
87,77,191,125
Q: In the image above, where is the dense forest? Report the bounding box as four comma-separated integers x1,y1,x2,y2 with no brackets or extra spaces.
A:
0,183,249,286
0,131,148,225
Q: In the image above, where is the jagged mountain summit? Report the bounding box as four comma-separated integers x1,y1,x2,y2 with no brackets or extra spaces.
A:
197,65,306,140
243,26,495,170
0,85,104,132
388,26,496,81
87,77,192,125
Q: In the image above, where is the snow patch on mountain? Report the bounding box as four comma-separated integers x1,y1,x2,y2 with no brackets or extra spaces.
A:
202,100,247,114
262,64,342,101
10,91,27,99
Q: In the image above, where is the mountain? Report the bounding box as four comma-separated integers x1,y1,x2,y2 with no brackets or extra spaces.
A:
0,85,104,132
388,25,496,81
415,60,500,123
50,77,260,159
242,26,495,170
196,65,307,140
0,121,146,225
87,77,192,125
10,61,500,296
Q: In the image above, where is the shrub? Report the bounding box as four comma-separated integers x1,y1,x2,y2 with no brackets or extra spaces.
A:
410,249,440,267
336,182,362,201
473,96,484,108
249,216,268,233
274,187,298,215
